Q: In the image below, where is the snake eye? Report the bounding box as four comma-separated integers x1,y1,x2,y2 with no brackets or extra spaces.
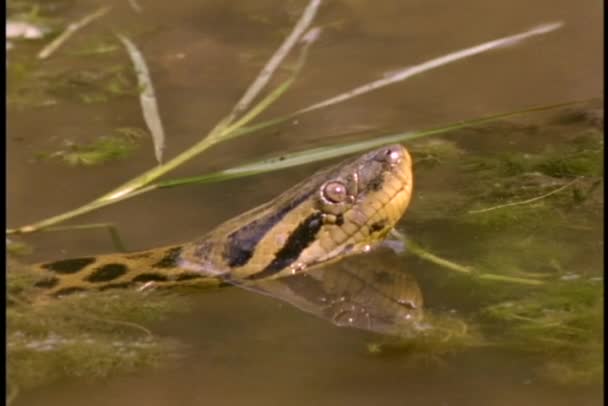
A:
322,181,348,203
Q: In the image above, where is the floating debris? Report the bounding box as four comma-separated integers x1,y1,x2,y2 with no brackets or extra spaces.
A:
6,21,47,39
117,35,166,163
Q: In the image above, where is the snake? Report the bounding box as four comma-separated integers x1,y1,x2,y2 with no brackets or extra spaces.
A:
27,144,420,333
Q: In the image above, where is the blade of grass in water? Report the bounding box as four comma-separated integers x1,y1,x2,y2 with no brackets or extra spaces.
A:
467,178,579,214
219,32,317,140
3,15,577,235
102,72,298,201
128,0,142,13
227,21,564,139
117,34,166,164
151,99,593,188
5,97,592,236
229,0,322,119
296,22,563,115
7,2,321,235
37,6,111,59
392,231,545,286
7,76,299,235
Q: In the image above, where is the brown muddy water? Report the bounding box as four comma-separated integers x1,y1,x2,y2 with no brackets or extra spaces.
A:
7,0,603,405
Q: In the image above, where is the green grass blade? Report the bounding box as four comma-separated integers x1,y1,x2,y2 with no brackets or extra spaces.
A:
219,79,295,140
7,7,318,235
37,6,111,59
229,0,321,118
152,99,595,188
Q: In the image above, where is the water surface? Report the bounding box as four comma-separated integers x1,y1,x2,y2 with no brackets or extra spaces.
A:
7,0,603,405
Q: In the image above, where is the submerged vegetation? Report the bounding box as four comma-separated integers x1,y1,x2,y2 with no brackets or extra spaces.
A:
482,279,603,385
36,127,145,166
367,108,603,385
7,259,189,400
8,61,137,108
8,109,602,398
6,0,603,403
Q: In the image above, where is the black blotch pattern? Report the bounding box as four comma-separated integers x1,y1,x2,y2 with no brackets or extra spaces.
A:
335,214,344,226
132,273,169,283
42,257,96,274
34,277,59,289
368,176,384,191
53,287,87,297
224,190,315,268
370,220,387,233
86,263,128,283
247,212,324,280
153,247,183,268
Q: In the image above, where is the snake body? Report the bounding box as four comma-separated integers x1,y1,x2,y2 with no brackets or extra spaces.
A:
31,145,415,306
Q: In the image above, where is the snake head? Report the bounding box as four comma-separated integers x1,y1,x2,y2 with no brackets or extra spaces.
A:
180,144,414,282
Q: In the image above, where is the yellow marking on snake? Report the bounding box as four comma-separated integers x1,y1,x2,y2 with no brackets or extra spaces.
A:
30,144,414,299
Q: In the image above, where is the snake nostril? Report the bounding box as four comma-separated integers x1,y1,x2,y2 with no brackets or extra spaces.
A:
384,148,402,164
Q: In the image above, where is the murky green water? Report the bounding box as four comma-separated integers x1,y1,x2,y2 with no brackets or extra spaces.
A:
7,0,603,405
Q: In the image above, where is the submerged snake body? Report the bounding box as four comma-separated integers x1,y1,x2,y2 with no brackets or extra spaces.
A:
32,145,414,303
